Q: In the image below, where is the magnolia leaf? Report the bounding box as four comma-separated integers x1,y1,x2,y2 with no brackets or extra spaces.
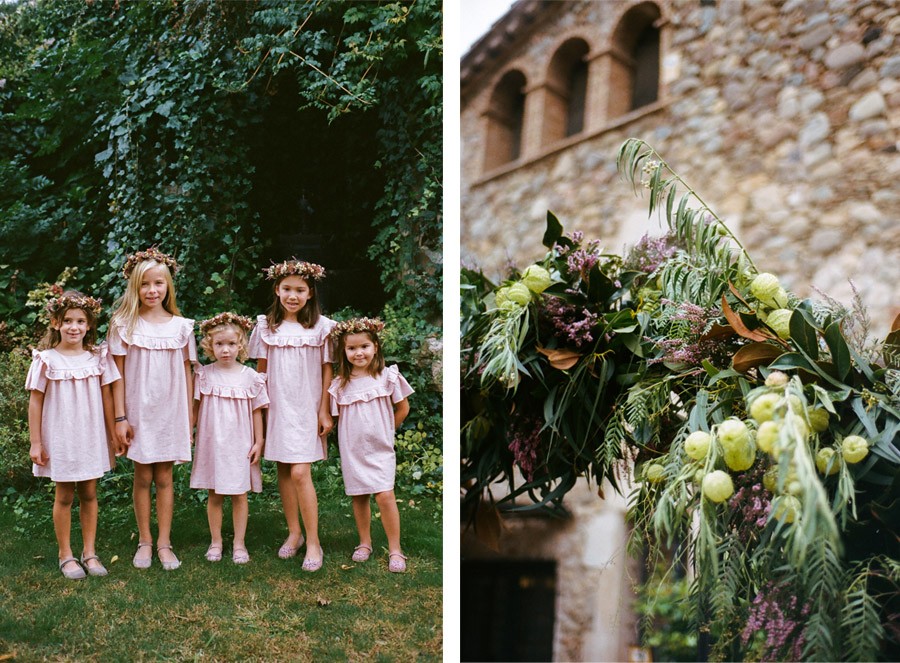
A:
789,310,819,360
700,323,735,341
543,211,565,249
536,345,582,370
824,322,851,381
727,281,753,309
732,342,783,373
721,295,772,342
892,311,900,332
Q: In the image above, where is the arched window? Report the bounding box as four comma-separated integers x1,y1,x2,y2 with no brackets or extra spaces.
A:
483,69,527,171
609,2,661,118
543,38,590,145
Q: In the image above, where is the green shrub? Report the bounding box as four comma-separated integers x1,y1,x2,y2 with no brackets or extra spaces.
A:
0,350,36,492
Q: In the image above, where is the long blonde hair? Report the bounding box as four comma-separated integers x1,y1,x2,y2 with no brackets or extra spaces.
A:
110,259,181,342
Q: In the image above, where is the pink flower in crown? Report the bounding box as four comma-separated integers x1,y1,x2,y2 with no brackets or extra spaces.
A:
46,294,103,317
122,247,180,279
198,312,254,336
262,259,326,281
328,317,385,341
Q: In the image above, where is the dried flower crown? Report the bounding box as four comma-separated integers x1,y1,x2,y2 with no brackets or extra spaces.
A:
329,317,385,341
199,312,254,336
263,259,326,281
46,294,103,318
122,247,180,279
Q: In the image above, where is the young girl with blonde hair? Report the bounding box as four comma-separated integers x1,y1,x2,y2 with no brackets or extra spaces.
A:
191,313,268,564
328,318,413,572
249,259,334,571
108,248,196,570
27,291,121,579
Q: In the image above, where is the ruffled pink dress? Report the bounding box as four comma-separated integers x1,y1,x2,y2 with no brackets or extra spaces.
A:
25,345,121,482
108,316,197,464
249,314,335,464
328,365,414,495
190,364,269,495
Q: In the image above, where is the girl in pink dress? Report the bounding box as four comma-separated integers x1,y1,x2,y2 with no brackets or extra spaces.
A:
191,313,268,565
327,318,414,573
249,259,334,571
108,248,197,571
27,292,121,579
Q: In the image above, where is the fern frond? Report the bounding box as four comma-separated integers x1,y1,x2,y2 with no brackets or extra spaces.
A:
840,566,883,662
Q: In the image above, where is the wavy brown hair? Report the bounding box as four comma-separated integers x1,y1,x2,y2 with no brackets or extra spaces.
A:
39,290,100,353
333,329,385,389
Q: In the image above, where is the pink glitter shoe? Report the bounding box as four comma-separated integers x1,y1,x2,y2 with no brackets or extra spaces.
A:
351,544,373,563
301,545,324,572
388,552,407,573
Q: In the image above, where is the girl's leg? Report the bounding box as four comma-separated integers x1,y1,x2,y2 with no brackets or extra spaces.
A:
231,493,250,563
276,462,304,554
207,491,225,547
53,482,78,571
133,462,154,563
374,490,402,554
351,494,373,549
291,463,321,565
153,462,178,565
232,493,249,549
76,480,102,572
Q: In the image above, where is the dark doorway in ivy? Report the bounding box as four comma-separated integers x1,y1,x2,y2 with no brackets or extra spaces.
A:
246,73,388,316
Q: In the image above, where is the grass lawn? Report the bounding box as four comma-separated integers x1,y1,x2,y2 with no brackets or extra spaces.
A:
0,468,442,661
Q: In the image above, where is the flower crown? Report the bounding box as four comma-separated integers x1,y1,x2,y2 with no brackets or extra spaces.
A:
263,259,326,281
46,294,103,318
122,247,180,279
199,312,254,336
329,317,385,341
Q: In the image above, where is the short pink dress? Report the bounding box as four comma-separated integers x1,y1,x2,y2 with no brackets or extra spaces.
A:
25,345,121,483
108,316,197,464
328,365,414,495
190,364,269,495
249,314,335,464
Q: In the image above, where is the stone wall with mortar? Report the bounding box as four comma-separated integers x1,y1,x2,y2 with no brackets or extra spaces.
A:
462,0,900,338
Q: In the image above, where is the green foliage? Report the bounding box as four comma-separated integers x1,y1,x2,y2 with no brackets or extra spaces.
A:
0,351,33,492
395,425,442,499
634,563,698,662
462,139,900,660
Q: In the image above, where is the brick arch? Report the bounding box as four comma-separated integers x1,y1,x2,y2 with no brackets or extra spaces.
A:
607,1,663,117
541,36,592,145
482,68,528,172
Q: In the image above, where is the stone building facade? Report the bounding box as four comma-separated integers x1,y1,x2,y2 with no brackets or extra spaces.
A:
461,0,900,660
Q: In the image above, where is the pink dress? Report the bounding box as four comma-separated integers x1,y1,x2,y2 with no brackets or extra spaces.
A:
25,345,121,482
328,365,414,495
190,364,269,495
108,316,197,464
249,314,335,463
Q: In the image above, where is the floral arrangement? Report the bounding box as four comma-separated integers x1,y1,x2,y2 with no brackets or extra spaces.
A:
328,317,385,340
198,312,254,335
122,247,180,279
262,259,326,281
46,293,102,318
461,138,900,661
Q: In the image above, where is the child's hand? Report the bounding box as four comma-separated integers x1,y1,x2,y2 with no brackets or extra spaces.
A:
29,441,48,466
115,420,134,448
248,442,262,464
318,410,333,437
